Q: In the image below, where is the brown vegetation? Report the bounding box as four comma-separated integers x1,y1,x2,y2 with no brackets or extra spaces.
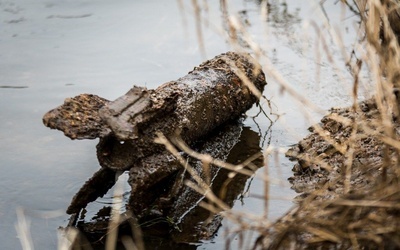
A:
40,1,400,249
253,1,400,249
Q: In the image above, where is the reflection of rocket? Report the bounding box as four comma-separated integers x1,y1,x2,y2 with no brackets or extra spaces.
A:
67,121,264,246
168,125,263,243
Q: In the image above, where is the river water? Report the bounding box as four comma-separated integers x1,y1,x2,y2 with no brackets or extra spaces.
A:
0,1,366,249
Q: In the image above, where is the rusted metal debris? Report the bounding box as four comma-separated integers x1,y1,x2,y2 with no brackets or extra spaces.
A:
43,51,267,242
44,52,266,170
71,123,263,245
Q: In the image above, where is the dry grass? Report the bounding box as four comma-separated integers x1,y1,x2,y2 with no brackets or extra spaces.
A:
251,0,400,249
20,1,400,249
176,0,400,249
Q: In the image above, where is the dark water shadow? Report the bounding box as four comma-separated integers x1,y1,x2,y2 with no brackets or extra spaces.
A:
65,120,266,249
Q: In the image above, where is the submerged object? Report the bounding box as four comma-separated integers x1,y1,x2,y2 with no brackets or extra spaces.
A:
69,122,264,245
43,51,266,171
43,51,267,243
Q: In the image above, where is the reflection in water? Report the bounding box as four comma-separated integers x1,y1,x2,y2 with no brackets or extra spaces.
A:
262,0,300,28
0,0,356,249
0,85,28,89
47,14,92,19
67,122,265,248
220,0,301,52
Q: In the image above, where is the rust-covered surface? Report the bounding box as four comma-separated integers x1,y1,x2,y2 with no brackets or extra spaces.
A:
43,52,266,171
96,51,265,171
43,51,267,243
70,123,263,244
43,94,109,139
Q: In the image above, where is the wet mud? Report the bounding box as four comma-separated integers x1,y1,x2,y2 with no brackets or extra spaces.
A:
285,97,389,197
257,98,400,249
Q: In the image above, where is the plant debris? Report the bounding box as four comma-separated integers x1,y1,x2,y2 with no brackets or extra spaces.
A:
257,97,400,249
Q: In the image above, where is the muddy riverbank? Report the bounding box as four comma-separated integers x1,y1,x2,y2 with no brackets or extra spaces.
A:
257,97,400,249
286,97,388,197
0,1,360,249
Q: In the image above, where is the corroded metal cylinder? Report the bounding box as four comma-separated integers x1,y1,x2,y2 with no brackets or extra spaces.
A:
96,52,266,170
43,52,267,171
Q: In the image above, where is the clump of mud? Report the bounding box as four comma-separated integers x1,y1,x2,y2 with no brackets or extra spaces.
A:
256,98,400,249
286,98,388,197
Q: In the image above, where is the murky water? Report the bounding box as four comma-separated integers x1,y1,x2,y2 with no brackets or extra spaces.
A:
0,0,363,249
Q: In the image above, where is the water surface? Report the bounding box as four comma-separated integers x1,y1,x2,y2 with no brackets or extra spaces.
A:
0,1,363,249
